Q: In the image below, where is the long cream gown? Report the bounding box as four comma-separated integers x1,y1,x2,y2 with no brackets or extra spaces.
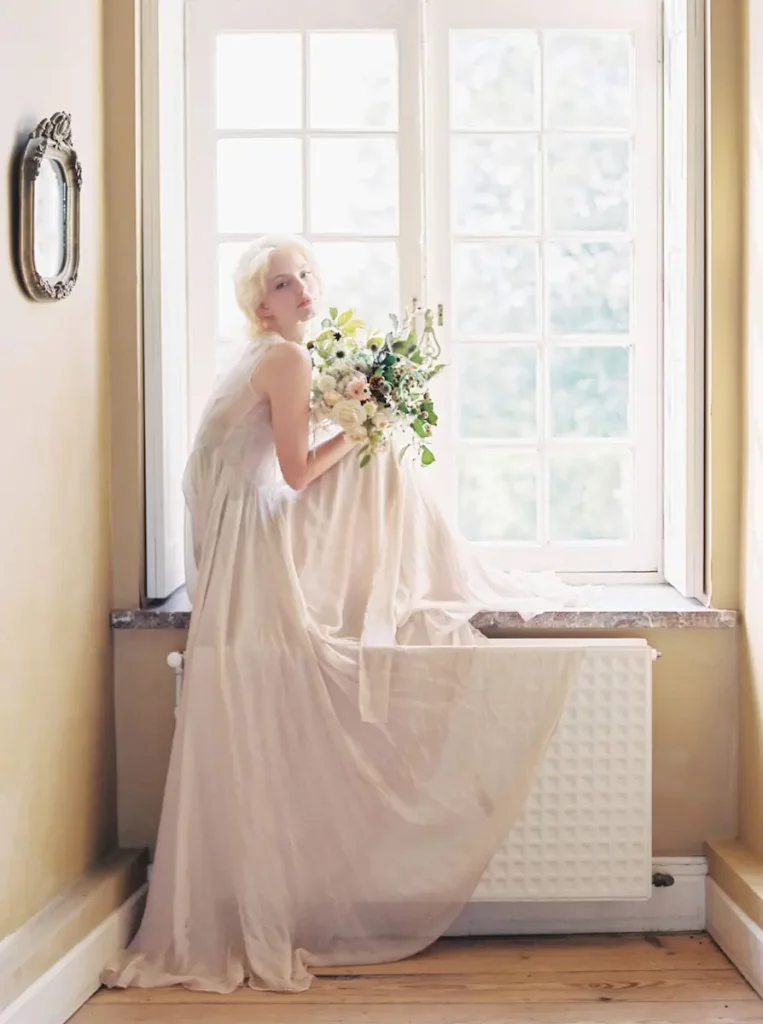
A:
101,334,585,993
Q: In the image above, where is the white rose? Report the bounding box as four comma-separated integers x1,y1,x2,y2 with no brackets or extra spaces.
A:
317,373,338,393
323,390,342,407
331,398,364,431
347,425,368,444
373,412,390,431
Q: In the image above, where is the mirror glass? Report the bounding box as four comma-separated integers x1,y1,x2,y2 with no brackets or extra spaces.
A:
33,158,66,278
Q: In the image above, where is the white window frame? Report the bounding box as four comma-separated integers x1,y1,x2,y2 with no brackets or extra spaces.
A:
184,0,425,435
661,0,706,599
141,0,706,598
142,0,190,598
424,0,661,575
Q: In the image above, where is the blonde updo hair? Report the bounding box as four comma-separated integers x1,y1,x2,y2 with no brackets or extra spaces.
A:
233,234,321,337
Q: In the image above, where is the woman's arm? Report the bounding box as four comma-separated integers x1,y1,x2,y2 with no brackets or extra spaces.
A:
254,342,355,491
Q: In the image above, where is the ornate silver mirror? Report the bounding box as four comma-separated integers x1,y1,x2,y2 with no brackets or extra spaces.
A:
19,112,81,301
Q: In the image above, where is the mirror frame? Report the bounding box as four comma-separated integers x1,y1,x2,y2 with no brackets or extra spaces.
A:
19,112,81,301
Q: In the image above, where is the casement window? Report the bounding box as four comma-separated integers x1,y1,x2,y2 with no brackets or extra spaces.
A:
142,0,704,598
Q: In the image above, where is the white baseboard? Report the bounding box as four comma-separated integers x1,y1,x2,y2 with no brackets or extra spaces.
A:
707,878,763,998
447,858,707,936
0,885,146,1024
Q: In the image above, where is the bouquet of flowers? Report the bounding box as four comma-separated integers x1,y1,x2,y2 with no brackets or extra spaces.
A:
307,303,445,468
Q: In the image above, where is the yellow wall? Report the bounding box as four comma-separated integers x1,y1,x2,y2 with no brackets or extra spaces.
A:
740,0,763,857
705,0,763,928
707,0,744,610
0,0,116,939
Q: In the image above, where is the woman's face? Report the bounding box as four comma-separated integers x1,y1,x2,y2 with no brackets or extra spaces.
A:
258,248,318,339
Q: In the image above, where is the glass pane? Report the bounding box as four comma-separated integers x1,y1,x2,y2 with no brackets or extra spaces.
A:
34,158,66,278
451,31,540,129
546,137,631,232
452,135,538,234
454,242,538,337
458,448,538,542
218,241,248,340
310,33,397,130
547,242,631,335
217,139,302,233
457,345,537,439
549,346,630,438
216,34,302,130
549,452,630,541
545,32,633,130
311,241,398,333
310,139,398,235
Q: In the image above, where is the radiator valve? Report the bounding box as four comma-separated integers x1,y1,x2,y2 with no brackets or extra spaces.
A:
652,871,675,888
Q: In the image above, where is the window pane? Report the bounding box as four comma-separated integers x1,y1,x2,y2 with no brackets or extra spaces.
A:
549,346,630,438
452,135,538,234
309,33,398,130
311,241,398,333
451,31,540,130
217,139,302,233
457,345,537,439
458,448,538,542
546,137,631,233
545,32,633,130
549,452,630,541
454,242,538,336
310,139,398,235
216,34,302,130
547,242,631,335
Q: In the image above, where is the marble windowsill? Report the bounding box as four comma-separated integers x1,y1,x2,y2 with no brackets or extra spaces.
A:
110,585,739,631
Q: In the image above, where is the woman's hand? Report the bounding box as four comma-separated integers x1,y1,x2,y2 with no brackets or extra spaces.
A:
254,343,355,490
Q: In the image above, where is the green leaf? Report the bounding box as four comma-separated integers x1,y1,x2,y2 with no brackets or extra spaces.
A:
359,452,372,469
329,307,338,320
421,445,436,466
337,309,354,327
398,443,411,463
421,400,438,427
412,418,428,439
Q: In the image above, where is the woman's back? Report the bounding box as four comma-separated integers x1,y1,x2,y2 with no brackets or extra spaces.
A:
188,338,278,483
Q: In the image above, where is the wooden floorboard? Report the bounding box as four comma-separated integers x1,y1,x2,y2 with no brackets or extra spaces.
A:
71,934,763,1024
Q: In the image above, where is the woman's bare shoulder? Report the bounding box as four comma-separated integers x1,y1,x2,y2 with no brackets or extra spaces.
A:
252,341,311,395
266,341,312,367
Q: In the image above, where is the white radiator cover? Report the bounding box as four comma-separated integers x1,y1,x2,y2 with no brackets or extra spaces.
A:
167,636,654,906
474,638,653,903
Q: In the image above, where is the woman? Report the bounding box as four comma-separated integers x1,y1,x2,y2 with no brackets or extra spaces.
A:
101,234,585,994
